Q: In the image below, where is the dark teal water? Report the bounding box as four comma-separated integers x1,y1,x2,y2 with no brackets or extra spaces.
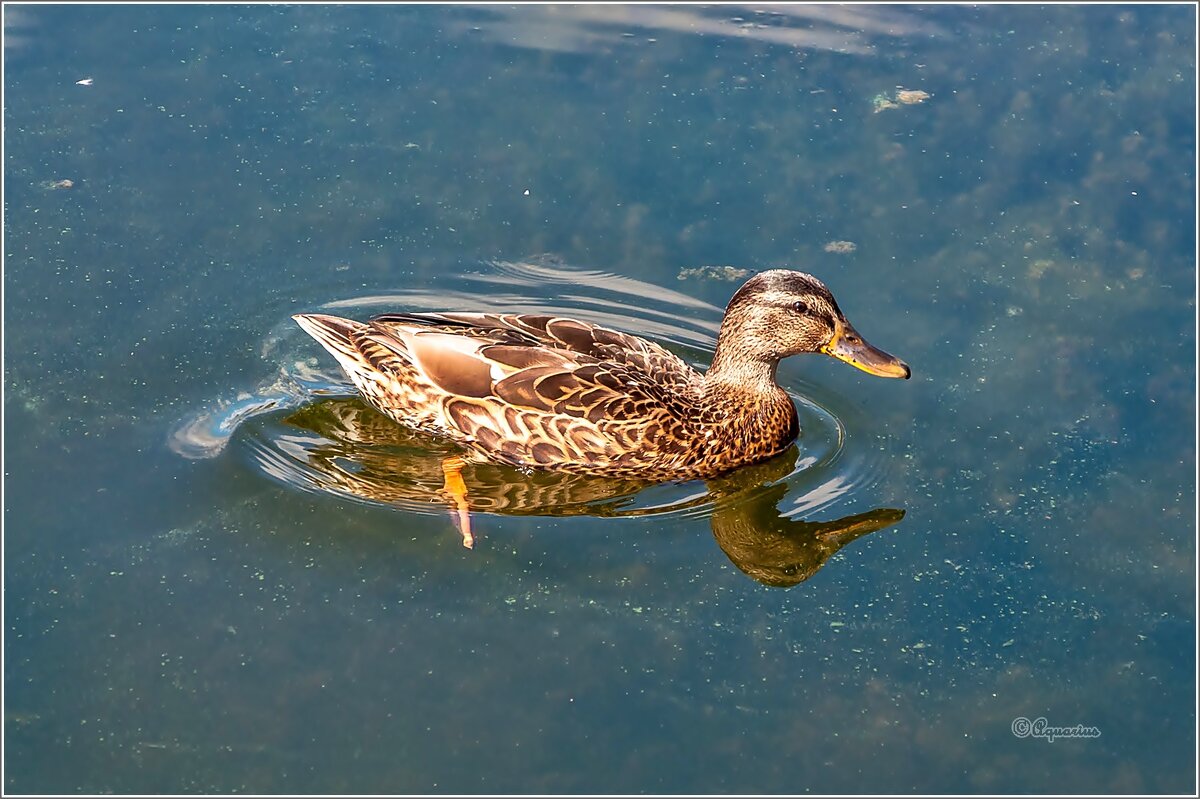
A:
4,4,1195,794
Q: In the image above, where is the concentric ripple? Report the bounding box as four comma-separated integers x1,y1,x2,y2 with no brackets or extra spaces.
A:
170,257,893,522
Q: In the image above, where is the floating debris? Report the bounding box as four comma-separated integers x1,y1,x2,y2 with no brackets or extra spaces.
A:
823,240,857,254
872,94,900,113
873,87,931,113
896,89,931,105
45,179,75,190
677,265,750,282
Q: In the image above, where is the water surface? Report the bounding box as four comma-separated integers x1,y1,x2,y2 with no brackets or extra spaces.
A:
4,4,1195,794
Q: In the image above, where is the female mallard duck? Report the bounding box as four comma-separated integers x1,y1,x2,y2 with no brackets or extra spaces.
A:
295,270,907,545
294,270,908,481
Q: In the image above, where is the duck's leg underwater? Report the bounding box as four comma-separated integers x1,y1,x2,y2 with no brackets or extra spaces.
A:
440,456,474,549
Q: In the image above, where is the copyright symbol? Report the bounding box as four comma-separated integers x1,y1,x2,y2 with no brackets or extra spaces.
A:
1011,716,1032,738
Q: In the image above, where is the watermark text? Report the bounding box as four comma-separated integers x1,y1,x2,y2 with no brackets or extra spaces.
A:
1012,716,1101,742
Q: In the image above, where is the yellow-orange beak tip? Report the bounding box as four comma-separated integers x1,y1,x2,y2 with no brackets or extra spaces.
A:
821,323,911,380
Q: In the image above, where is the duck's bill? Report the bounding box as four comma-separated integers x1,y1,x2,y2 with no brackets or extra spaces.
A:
821,321,911,379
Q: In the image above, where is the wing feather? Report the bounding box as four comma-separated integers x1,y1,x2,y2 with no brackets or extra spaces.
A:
373,311,697,386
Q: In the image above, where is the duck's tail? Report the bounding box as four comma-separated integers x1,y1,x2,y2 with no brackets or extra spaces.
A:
292,313,374,382
292,312,445,439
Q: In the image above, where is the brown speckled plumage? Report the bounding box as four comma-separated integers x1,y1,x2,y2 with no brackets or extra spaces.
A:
293,270,909,480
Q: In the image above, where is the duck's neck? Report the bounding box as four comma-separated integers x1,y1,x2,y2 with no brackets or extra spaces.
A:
704,336,781,394
700,345,799,462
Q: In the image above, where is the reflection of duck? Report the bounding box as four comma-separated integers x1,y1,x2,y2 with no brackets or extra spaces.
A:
709,476,905,588
266,398,906,588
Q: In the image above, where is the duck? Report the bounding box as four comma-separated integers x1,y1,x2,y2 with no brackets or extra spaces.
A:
293,269,909,544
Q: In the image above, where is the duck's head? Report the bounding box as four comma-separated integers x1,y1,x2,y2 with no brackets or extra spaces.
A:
711,269,910,380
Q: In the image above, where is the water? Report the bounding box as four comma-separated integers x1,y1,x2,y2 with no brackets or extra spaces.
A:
4,4,1195,793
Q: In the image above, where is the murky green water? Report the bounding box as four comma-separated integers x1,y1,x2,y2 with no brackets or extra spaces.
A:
5,4,1195,794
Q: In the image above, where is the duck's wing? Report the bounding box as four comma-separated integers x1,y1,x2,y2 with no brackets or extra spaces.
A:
357,313,703,470
370,311,698,392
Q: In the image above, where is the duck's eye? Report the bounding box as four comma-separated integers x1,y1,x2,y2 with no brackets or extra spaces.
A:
791,300,809,315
